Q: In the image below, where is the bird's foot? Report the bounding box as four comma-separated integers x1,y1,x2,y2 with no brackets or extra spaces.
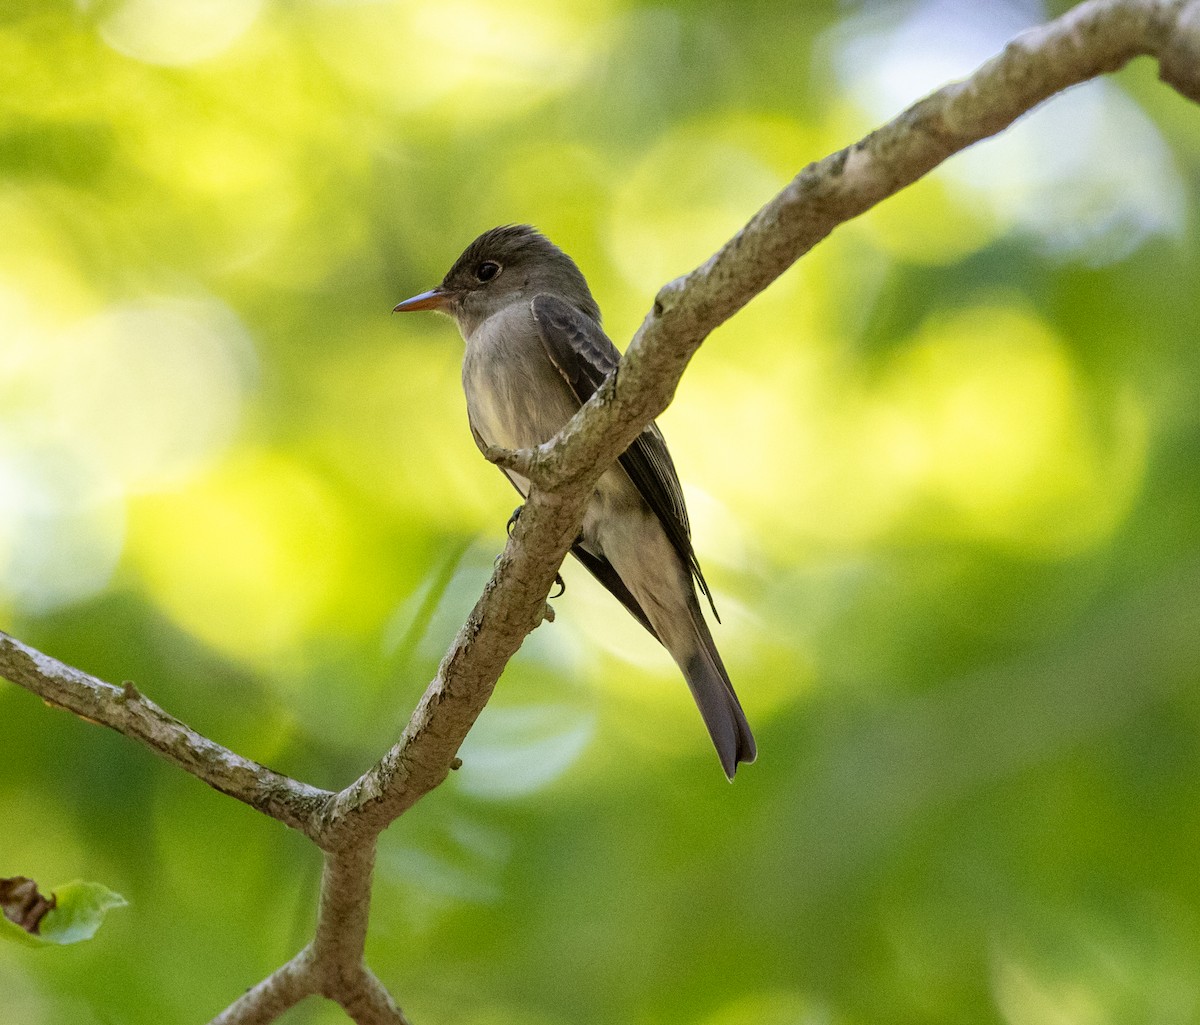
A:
502,503,563,598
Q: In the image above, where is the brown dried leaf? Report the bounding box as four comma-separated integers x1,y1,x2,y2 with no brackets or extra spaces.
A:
0,876,57,935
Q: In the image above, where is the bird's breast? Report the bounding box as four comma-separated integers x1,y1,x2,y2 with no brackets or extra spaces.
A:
462,306,578,451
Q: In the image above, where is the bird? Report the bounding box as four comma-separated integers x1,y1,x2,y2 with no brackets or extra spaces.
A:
393,225,755,778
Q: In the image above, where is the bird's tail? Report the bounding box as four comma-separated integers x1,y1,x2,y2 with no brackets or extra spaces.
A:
682,601,756,780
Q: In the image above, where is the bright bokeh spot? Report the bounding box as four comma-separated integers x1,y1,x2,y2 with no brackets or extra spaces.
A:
663,304,904,550
0,440,125,614
949,81,1187,263
862,170,998,265
118,93,323,279
830,0,1185,263
0,199,98,321
310,335,503,531
307,0,609,119
129,451,353,664
871,304,1147,552
52,299,256,493
608,116,808,288
830,0,1042,119
92,0,263,67
671,356,809,529
671,298,1147,558
0,286,254,612
456,705,596,799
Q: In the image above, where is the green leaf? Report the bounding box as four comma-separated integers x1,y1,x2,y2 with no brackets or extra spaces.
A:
0,880,127,948
38,881,127,945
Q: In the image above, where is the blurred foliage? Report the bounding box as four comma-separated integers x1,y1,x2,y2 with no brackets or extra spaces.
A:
2,0,1199,1022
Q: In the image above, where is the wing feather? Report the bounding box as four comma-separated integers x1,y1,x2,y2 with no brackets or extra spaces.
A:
530,294,719,619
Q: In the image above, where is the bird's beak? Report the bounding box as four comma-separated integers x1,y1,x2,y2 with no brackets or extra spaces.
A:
392,288,452,314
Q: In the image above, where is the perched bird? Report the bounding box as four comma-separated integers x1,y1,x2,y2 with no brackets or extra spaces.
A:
393,225,755,778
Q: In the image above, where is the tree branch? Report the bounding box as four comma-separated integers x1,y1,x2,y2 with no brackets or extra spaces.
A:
334,969,411,1025
0,631,332,838
536,0,1200,492
482,443,544,483
310,846,380,989
208,838,412,1024
207,950,315,1025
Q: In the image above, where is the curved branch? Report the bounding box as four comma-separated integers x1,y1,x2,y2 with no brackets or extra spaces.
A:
541,0,1200,487
0,631,332,838
207,951,316,1025
314,0,1200,851
333,969,411,1025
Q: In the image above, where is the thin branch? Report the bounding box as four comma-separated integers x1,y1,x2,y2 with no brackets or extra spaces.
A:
310,845,377,980
482,443,543,481
207,846,407,1024
334,968,411,1025
0,631,332,838
1155,0,1200,99
207,950,316,1025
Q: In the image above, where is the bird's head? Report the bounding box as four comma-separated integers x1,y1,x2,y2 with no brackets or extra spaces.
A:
393,224,600,336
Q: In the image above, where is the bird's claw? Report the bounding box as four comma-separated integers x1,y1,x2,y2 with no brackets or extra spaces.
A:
502,503,563,598
500,502,562,596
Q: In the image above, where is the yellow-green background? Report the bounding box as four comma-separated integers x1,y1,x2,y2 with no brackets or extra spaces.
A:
3,0,1200,1022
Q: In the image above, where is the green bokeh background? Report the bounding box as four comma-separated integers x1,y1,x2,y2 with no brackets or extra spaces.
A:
3,1,1200,1022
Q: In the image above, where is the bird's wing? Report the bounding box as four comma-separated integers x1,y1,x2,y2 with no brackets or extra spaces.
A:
470,412,660,640
530,294,719,620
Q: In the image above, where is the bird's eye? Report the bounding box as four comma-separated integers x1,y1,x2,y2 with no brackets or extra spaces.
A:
475,261,501,283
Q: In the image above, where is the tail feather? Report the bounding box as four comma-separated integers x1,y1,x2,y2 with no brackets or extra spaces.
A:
596,514,755,779
684,607,756,780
